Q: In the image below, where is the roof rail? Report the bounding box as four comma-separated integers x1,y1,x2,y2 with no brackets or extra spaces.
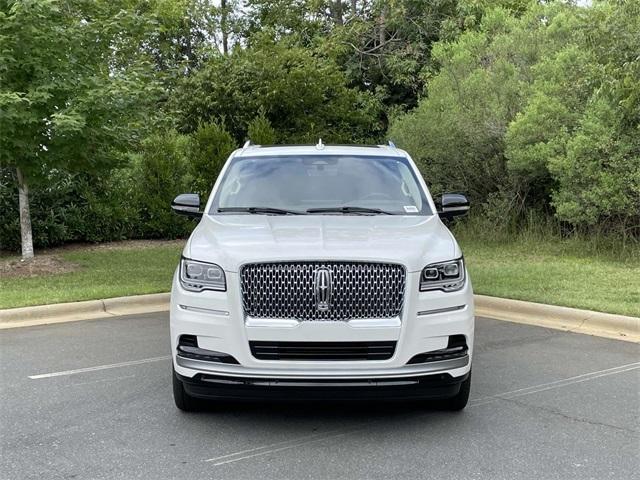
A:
388,140,396,148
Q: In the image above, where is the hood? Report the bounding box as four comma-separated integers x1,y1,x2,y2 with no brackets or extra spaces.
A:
187,215,459,273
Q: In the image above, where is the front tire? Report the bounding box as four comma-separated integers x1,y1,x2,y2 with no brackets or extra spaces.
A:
445,372,471,411
172,367,200,412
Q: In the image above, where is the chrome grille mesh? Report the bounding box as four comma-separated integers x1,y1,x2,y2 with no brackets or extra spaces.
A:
240,262,406,321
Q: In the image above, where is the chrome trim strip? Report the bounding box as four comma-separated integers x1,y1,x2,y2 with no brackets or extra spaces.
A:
244,316,402,328
442,206,469,212
245,317,299,328
348,317,401,328
178,305,230,316
176,355,469,379
201,378,417,387
417,305,466,316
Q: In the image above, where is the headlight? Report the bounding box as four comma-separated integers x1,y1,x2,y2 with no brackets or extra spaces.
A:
420,258,465,292
179,257,226,292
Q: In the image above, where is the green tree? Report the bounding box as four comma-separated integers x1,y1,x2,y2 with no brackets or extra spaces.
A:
325,0,459,112
187,122,237,198
244,0,530,119
550,98,640,229
174,38,382,143
132,131,193,238
0,0,159,258
243,0,334,45
506,1,640,231
391,0,639,233
143,0,244,74
247,110,278,145
388,5,558,208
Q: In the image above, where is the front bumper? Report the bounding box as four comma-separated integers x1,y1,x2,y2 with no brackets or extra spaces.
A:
178,370,470,401
176,354,469,379
170,269,474,394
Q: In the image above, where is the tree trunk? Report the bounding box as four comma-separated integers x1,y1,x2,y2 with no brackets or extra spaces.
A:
184,17,193,71
333,1,343,26
378,5,386,45
16,167,34,260
221,0,229,55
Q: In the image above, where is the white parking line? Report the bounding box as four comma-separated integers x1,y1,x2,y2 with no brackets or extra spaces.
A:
28,355,171,379
205,361,640,467
205,430,345,462
469,361,640,407
206,428,365,466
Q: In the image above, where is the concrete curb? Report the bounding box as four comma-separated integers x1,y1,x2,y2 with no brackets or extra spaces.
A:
0,293,169,329
475,295,639,343
1,292,638,342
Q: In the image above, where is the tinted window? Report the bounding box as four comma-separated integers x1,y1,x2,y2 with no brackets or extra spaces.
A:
211,155,432,215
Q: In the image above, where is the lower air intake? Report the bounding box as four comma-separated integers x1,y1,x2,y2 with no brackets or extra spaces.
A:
250,341,396,361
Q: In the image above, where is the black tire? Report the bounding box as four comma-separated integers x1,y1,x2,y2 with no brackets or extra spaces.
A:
172,368,200,412
445,372,471,411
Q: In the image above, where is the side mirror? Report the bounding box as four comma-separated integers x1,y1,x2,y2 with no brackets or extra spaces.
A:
438,193,469,219
171,193,202,218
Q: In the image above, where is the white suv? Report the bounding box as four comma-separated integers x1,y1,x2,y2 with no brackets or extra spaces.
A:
170,142,474,411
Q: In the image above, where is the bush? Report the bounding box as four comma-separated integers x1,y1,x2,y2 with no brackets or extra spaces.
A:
247,110,277,145
389,2,640,234
186,122,237,199
0,168,137,251
0,124,238,252
173,38,383,144
388,7,538,209
131,131,194,239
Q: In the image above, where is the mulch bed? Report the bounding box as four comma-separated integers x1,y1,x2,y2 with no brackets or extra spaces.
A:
0,255,79,278
0,239,186,278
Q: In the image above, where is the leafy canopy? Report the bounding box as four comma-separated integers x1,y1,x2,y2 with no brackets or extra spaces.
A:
390,1,640,230
0,0,161,180
173,37,383,143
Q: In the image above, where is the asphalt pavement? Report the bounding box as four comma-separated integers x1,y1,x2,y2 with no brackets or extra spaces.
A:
1,313,638,480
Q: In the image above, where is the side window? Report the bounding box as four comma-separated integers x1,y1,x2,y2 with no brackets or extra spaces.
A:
396,162,423,210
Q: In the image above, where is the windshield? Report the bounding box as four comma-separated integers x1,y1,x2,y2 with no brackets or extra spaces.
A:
210,155,432,216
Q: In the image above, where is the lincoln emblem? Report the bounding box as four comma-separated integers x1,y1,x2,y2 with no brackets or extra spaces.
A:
313,267,333,311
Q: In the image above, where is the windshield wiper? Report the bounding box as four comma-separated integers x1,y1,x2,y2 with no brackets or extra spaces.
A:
306,206,393,215
217,207,306,215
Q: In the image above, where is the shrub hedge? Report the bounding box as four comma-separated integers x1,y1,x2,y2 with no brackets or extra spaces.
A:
0,123,237,251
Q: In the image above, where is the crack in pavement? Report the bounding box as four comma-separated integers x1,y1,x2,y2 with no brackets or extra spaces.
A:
499,396,639,435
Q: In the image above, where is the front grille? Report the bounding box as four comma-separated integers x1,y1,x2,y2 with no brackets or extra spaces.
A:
250,341,396,361
240,261,406,321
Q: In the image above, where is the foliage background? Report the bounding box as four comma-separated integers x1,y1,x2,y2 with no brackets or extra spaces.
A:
0,0,638,251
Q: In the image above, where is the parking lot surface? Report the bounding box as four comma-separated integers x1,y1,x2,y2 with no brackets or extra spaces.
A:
1,313,638,480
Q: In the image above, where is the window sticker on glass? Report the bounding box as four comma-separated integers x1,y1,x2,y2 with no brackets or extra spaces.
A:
404,205,419,213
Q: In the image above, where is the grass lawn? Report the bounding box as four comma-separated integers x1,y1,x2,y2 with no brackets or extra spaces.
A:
458,237,639,317
1,237,638,317
0,244,183,309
